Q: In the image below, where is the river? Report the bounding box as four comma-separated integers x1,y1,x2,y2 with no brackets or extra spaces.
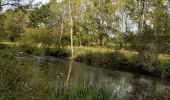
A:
16,56,170,99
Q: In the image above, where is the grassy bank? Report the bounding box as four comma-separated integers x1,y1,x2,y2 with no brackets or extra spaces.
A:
73,47,170,77
0,42,71,58
0,44,169,99
1,42,170,77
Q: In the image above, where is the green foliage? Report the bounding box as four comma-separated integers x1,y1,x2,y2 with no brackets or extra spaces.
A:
18,43,36,55
0,14,6,40
2,9,27,41
124,0,170,66
0,43,7,49
75,49,170,77
0,0,170,99
0,50,32,99
29,4,56,29
18,28,54,54
21,28,56,47
83,0,120,46
154,59,170,77
76,51,132,68
44,48,71,58
0,0,170,78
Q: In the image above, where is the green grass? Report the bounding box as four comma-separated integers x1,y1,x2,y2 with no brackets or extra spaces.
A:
0,42,71,58
1,42,169,60
72,46,170,60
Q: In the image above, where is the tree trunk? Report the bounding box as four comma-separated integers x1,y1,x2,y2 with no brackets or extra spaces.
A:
99,33,104,46
20,15,24,37
68,0,74,58
139,0,146,33
138,0,147,57
125,13,128,32
59,9,64,48
79,32,81,46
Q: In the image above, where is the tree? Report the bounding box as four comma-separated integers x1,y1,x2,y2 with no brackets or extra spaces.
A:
125,0,170,66
50,0,67,48
68,0,74,57
2,8,29,41
83,0,120,46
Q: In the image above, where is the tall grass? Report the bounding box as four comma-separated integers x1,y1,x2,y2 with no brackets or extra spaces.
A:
26,83,118,100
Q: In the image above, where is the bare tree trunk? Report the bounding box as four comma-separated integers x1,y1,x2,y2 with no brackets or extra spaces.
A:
99,33,104,46
79,0,82,47
68,0,74,58
79,32,81,46
141,0,146,32
20,14,25,37
59,9,64,48
125,13,128,32
139,0,146,33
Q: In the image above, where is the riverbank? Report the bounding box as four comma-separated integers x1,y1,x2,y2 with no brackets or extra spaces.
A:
0,50,119,99
1,48,169,99
72,47,170,78
1,42,170,78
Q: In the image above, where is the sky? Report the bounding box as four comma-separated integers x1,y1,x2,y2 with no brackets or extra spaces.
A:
1,0,50,11
33,0,50,4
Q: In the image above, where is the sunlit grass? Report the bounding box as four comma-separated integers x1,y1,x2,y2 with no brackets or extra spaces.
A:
0,41,19,46
159,54,170,60
71,46,170,60
1,42,169,60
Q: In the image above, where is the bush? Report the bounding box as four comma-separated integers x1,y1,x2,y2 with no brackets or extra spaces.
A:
75,51,131,69
0,43,7,49
75,51,170,77
44,48,71,58
154,59,170,77
21,28,57,48
0,53,31,99
18,44,36,55
104,52,131,67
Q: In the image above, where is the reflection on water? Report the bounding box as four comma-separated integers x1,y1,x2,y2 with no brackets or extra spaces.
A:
17,57,170,99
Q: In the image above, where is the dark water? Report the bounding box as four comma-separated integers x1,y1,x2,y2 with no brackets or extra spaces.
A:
16,56,170,99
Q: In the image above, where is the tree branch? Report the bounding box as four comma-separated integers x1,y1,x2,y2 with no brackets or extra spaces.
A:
0,3,19,7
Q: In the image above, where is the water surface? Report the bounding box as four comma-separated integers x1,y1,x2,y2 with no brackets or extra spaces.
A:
16,57,170,99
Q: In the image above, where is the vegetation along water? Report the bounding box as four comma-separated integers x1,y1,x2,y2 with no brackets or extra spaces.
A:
0,0,170,99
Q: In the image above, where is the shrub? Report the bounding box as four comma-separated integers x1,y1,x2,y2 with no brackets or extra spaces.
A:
154,59,170,77
44,48,71,58
0,53,31,99
18,44,36,55
0,43,7,49
75,51,131,69
21,28,57,48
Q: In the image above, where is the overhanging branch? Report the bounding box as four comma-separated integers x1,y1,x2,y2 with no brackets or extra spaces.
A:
0,3,19,7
